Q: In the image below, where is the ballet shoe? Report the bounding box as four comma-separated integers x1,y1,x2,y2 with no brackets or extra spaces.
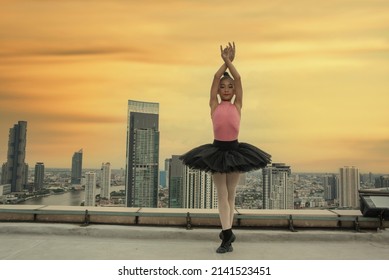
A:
219,231,236,243
216,244,233,253
216,231,236,254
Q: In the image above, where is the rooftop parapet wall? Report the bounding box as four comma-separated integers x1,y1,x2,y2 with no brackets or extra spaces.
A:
0,205,387,230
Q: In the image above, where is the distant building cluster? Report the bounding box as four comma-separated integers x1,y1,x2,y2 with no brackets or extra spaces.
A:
1,100,387,209
375,175,389,188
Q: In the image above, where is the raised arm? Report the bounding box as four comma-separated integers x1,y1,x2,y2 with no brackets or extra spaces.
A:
222,42,242,110
210,63,227,111
210,43,236,113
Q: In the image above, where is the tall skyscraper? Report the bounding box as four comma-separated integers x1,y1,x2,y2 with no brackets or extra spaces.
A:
339,166,360,208
262,163,293,209
323,174,338,201
34,162,45,191
3,121,28,192
183,167,217,209
71,149,83,184
100,162,111,199
84,172,96,206
125,100,159,207
168,155,184,208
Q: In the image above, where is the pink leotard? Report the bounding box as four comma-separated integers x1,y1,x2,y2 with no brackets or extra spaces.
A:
212,101,240,141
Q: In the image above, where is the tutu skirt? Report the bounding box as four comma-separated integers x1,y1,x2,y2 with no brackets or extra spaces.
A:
179,139,271,173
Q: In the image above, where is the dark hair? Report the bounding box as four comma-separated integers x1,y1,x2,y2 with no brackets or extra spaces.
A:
221,71,233,80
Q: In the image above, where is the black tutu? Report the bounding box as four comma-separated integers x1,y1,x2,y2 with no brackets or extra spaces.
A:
179,139,271,173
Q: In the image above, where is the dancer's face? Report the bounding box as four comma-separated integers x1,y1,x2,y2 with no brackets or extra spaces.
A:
218,78,235,101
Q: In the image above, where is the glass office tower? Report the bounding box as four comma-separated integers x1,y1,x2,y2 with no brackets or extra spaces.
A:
168,155,184,208
34,162,45,191
125,100,159,207
4,121,28,192
71,149,83,184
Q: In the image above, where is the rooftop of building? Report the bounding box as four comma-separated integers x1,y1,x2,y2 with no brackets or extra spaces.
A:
1,205,388,260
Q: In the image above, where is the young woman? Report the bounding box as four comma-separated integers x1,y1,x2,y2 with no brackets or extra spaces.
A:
180,42,271,253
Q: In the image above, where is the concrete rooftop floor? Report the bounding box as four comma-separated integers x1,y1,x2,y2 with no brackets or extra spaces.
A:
0,222,388,260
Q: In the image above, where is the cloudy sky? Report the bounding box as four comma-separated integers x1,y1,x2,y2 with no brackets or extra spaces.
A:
1,0,389,173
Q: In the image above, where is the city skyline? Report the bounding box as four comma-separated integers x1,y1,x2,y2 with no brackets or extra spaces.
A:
1,1,389,173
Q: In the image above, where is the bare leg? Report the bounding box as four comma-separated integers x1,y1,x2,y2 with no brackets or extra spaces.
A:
226,172,240,226
213,172,239,254
213,172,231,230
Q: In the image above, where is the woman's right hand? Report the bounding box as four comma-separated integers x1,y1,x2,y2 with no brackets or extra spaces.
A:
220,42,235,62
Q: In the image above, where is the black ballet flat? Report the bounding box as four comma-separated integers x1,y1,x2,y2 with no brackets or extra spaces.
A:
216,232,236,254
216,244,233,253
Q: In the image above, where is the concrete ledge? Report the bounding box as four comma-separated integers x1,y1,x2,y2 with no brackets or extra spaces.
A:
136,208,225,227
330,209,385,229
0,205,386,229
0,205,46,222
237,209,337,228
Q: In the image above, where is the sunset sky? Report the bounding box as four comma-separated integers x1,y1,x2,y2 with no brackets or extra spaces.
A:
1,0,389,173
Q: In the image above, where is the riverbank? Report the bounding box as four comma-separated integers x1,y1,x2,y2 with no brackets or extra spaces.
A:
14,185,125,206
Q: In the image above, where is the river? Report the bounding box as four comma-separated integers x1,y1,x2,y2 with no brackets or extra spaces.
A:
19,186,125,206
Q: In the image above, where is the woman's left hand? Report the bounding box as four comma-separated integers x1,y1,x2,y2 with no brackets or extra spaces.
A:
229,42,235,62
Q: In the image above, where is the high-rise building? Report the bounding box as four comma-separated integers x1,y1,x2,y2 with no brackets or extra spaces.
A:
84,172,96,206
183,167,217,209
339,166,360,208
1,163,7,185
323,174,337,201
71,149,83,184
168,155,184,208
100,162,111,199
262,163,293,209
2,121,28,192
125,100,159,207
34,162,45,191
24,163,29,189
164,158,170,189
